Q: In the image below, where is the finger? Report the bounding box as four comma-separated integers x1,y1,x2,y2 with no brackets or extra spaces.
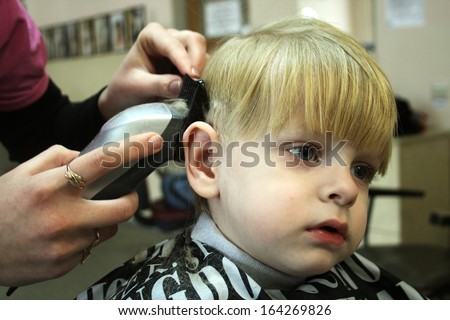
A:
140,23,205,77
96,225,119,244
137,73,183,98
78,225,118,250
65,132,163,187
167,29,207,76
50,225,118,271
18,145,79,176
78,192,139,229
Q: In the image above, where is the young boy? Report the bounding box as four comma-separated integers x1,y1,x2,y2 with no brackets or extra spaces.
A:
77,16,425,300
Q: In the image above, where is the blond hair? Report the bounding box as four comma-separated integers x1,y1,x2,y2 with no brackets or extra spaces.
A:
196,16,396,214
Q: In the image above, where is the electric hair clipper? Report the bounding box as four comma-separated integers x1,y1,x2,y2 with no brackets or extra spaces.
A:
80,74,208,200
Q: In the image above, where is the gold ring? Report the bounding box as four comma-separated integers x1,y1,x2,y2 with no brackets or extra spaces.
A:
64,164,86,189
80,248,92,264
91,229,100,248
80,229,100,265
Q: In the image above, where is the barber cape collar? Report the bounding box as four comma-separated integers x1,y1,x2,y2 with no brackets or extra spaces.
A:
76,231,425,300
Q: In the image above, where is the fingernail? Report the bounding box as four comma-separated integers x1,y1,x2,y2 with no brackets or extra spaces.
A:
148,134,163,150
169,79,181,96
191,68,200,78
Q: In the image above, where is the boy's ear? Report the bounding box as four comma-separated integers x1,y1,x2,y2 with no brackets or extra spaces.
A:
182,122,220,199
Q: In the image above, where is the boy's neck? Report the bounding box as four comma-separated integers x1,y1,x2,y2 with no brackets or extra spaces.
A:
191,213,304,290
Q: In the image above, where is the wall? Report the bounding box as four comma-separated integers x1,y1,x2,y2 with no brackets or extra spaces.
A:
248,0,297,28
296,0,352,32
371,0,450,244
26,0,173,26
25,0,175,101
374,0,450,132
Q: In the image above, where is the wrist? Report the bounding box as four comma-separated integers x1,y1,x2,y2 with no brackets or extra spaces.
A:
97,86,110,120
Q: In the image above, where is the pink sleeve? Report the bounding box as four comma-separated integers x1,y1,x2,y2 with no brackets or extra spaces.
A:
0,0,49,111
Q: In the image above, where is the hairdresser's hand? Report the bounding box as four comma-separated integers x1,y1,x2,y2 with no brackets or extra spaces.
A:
98,22,207,119
0,133,162,287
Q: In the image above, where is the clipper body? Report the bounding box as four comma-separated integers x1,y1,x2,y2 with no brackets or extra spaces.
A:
80,75,208,200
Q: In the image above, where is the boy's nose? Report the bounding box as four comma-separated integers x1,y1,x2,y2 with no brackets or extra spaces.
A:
319,165,359,208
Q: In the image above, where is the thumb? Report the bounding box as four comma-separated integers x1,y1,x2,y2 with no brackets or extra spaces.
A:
144,74,182,99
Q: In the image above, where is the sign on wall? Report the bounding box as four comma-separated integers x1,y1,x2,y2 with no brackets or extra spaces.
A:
203,0,247,38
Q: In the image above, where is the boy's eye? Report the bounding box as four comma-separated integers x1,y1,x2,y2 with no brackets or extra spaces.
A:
351,164,376,183
288,144,321,162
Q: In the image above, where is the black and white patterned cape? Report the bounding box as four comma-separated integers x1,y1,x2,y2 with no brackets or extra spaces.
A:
76,231,426,300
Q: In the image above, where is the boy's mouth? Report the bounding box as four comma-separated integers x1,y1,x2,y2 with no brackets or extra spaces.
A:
307,220,348,246
320,225,340,233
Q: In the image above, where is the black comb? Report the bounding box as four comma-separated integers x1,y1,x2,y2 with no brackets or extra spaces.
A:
172,74,209,162
178,74,209,126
